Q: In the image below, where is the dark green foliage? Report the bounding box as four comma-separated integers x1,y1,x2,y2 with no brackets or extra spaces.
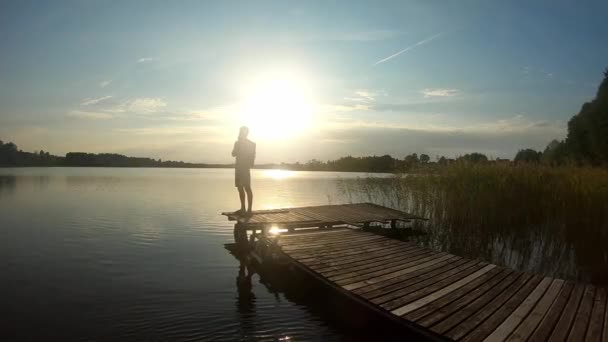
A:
0,140,60,166
514,148,542,163
457,152,488,163
0,140,220,168
563,68,608,165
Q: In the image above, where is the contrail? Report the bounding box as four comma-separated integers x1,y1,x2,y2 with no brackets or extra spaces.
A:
374,32,443,66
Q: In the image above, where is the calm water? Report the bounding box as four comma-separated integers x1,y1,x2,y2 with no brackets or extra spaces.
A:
1,167,379,341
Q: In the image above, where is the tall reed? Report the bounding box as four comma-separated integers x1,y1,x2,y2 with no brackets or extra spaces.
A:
339,163,608,284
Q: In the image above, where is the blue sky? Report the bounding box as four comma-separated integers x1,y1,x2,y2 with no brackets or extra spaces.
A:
1,0,607,163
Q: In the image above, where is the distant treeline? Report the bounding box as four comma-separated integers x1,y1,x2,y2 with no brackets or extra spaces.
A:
0,140,498,172
0,144,228,168
277,152,504,173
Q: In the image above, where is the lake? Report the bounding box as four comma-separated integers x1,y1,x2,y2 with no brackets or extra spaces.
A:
1,167,379,341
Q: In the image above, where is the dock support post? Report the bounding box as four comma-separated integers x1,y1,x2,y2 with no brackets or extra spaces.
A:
390,219,397,229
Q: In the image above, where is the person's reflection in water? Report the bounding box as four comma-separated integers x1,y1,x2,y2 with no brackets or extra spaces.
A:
236,257,256,313
233,223,257,337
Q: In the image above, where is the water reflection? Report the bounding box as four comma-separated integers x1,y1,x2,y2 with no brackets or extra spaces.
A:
0,175,16,196
263,169,295,180
1,167,381,341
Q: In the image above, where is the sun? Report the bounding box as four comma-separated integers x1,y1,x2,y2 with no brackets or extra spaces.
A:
238,72,315,140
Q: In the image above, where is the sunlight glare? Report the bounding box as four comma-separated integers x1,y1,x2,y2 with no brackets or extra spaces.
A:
264,169,295,180
238,71,315,140
268,225,281,235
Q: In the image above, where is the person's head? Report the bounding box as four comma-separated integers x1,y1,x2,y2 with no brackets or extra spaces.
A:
238,126,249,140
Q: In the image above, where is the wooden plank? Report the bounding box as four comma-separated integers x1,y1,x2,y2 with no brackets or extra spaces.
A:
506,278,564,341
293,207,345,223
528,281,574,342
339,253,454,289
408,268,511,326
484,276,553,341
548,283,585,341
442,273,534,340
277,228,353,239
311,244,421,273
280,234,387,251
373,259,480,306
391,264,497,316
278,228,368,241
342,253,456,291
458,274,543,342
306,244,421,270
352,256,463,296
288,236,402,256
295,243,412,269
329,249,436,282
334,251,447,285
280,232,386,248
586,287,606,342
568,284,596,342
290,239,406,262
428,270,524,336
278,230,361,242
359,257,467,300
319,248,433,278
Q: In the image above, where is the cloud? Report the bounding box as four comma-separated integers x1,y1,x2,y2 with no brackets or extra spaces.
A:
137,57,158,63
71,97,168,119
104,98,168,114
314,115,565,159
374,32,443,66
99,80,112,88
123,98,167,113
421,88,459,98
80,96,113,106
67,110,114,120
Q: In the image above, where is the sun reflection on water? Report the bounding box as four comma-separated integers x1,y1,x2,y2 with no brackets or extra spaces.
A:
264,169,295,180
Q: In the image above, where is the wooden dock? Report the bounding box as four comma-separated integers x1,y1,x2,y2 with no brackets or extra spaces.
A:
223,203,608,341
222,202,425,229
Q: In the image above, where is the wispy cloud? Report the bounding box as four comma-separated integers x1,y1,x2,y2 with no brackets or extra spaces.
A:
137,57,158,63
67,110,114,120
80,96,113,106
374,32,443,66
99,80,112,88
124,98,167,113
421,88,459,98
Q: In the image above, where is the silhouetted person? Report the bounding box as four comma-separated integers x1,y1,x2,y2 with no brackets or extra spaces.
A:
232,126,256,215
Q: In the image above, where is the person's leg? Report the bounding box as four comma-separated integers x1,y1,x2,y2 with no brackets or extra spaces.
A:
238,186,246,212
245,184,253,213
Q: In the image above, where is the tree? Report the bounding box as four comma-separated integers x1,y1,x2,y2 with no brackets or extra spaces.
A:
564,68,608,164
404,153,419,164
419,154,430,163
458,153,488,163
514,149,542,163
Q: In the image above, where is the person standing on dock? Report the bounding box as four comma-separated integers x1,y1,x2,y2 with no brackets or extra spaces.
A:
232,126,256,215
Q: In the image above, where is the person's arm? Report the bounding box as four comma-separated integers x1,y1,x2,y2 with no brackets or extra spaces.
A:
251,143,256,167
231,141,238,157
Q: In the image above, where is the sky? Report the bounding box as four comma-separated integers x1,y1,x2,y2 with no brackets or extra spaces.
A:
1,0,607,163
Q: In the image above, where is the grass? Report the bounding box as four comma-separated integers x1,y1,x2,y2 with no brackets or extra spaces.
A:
339,162,608,284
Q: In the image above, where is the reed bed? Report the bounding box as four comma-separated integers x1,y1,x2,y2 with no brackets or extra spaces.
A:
339,163,608,284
